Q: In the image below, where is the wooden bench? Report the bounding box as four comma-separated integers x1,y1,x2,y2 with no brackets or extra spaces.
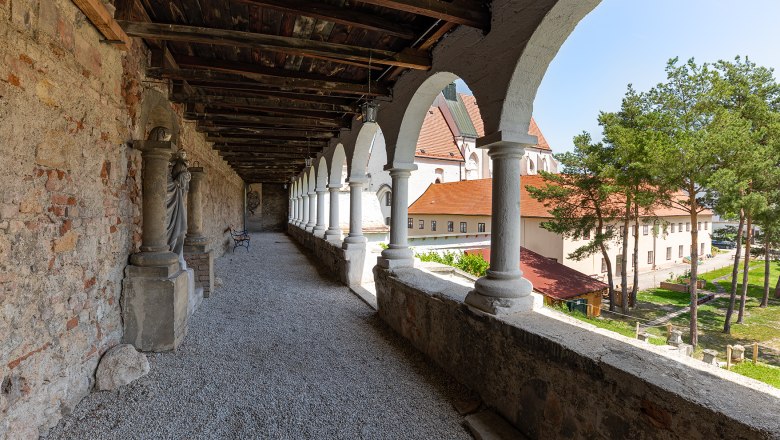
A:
229,227,250,252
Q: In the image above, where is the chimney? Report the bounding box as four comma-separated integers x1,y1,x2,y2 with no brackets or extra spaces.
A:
442,83,457,101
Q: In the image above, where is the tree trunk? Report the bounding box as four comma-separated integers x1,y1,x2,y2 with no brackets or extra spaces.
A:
688,191,699,348
761,234,770,308
620,198,631,314
737,216,752,324
724,210,745,334
631,204,640,308
598,218,616,312
775,274,780,299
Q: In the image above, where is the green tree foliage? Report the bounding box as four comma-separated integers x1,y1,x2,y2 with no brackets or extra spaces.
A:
415,251,489,277
526,134,621,311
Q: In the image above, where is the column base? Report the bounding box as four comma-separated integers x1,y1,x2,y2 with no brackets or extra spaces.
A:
121,264,191,352
378,246,415,269
129,250,179,267
313,226,326,238
342,235,366,250
464,290,542,315
324,229,341,241
184,235,209,247
305,223,315,233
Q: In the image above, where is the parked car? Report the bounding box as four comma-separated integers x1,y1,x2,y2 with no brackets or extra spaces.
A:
712,240,736,250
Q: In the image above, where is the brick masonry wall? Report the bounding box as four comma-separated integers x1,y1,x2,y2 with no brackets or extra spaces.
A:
0,1,243,437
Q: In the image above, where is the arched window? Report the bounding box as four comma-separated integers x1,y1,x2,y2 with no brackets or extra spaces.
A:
435,168,444,184
466,152,479,180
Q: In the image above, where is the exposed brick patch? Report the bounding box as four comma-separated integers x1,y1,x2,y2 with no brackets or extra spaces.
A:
8,343,52,370
66,316,79,331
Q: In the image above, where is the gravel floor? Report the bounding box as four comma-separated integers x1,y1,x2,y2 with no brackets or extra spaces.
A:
44,232,473,440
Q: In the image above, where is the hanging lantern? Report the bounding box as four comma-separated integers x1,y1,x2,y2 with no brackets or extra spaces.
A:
361,100,379,123
304,156,313,167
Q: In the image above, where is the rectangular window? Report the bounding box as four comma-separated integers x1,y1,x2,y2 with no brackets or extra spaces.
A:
679,222,683,232
606,225,614,235
385,192,392,206
385,217,390,226
418,219,424,229
697,222,702,231
701,243,706,255
679,245,684,258
670,223,675,233
666,247,672,260
704,221,708,230
408,217,413,229
647,251,654,265
631,225,636,236
447,221,454,232
460,222,467,233
601,258,607,273
643,225,649,236
619,226,625,237
478,223,486,233
583,229,591,240
431,220,437,231
686,222,690,232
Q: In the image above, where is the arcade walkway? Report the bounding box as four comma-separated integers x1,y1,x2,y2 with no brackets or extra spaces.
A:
44,233,472,439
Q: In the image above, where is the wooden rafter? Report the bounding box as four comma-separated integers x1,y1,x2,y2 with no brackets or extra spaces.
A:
118,21,432,70
172,95,359,114
156,67,388,96
72,0,132,49
358,0,490,29
236,0,417,40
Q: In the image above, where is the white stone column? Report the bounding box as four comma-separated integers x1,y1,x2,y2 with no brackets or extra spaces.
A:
295,194,303,226
288,189,294,223
342,177,367,249
302,193,310,229
378,165,416,269
325,184,341,241
306,189,317,232
314,189,327,237
465,141,535,315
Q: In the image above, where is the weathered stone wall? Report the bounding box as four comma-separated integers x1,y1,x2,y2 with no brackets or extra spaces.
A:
287,225,365,287
261,183,288,232
0,1,243,437
374,267,780,439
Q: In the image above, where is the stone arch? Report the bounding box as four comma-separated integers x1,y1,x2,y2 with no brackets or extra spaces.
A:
466,152,480,180
307,167,316,193
349,122,381,180
316,157,329,191
135,88,181,144
376,183,392,207
329,143,347,187
496,0,600,143
392,72,459,168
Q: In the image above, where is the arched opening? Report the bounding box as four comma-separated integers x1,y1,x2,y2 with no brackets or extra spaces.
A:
466,152,480,180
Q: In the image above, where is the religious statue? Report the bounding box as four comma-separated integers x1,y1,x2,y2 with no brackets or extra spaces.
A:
166,149,191,269
149,126,172,142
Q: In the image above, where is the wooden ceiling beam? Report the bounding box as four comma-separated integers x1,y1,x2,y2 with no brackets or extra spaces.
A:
184,112,344,129
358,0,490,29
156,67,388,97
177,85,359,106
236,0,417,39
72,0,131,49
186,103,342,122
172,94,358,114
118,21,431,70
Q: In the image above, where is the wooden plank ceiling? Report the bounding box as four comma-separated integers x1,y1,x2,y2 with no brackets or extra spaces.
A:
116,0,490,183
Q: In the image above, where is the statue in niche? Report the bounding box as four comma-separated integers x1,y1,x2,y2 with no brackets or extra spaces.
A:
149,126,172,142
166,149,191,269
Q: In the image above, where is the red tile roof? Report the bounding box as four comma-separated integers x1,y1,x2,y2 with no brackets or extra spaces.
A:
459,93,551,151
408,176,711,218
415,106,463,161
465,247,608,300
408,176,554,217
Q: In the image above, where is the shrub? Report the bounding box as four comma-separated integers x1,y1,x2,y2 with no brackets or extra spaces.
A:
415,250,489,277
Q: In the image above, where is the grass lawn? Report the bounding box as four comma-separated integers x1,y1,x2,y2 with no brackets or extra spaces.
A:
729,362,780,389
561,260,780,389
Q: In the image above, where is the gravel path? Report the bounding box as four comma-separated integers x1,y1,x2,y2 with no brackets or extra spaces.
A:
45,233,473,440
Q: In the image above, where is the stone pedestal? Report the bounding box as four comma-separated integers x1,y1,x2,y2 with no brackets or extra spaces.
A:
702,349,719,366
121,264,190,352
184,246,214,297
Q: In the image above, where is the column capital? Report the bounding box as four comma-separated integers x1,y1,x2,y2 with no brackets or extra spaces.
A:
477,130,537,149
348,179,366,187
316,189,327,196
327,184,341,191
383,163,418,173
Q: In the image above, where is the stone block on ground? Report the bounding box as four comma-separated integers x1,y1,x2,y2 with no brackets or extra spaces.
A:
731,345,745,363
702,349,718,366
667,329,683,347
95,344,150,391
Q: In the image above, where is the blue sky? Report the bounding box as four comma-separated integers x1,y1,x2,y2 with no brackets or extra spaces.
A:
457,1,780,153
